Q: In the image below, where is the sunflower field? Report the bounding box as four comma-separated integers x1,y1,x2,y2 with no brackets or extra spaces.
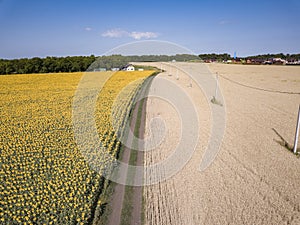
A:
0,70,154,224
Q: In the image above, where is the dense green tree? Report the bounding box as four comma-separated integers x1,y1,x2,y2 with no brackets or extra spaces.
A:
198,53,231,61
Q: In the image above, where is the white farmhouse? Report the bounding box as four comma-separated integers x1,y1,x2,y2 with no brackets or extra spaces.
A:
126,65,135,71
121,64,135,71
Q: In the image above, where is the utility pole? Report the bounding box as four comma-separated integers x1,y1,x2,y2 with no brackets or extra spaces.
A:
214,72,219,98
293,105,300,154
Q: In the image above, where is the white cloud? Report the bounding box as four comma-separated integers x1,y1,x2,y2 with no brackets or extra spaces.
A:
85,27,92,31
129,31,158,40
102,29,158,40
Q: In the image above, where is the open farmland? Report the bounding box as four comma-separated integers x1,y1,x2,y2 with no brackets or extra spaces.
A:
0,71,154,224
142,62,300,225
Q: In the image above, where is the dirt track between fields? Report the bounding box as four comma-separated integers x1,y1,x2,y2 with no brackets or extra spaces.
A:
130,98,147,225
107,77,151,225
140,62,300,225
107,96,143,225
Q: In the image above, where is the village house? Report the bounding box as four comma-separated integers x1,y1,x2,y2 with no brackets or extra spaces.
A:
121,64,135,71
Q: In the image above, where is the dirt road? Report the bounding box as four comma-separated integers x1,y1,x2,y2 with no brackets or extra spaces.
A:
107,100,139,225
107,76,152,225
142,62,300,225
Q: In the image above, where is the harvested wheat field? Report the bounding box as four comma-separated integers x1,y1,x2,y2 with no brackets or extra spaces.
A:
142,62,300,225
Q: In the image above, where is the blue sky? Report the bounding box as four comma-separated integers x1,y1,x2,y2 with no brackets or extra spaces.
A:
0,0,300,58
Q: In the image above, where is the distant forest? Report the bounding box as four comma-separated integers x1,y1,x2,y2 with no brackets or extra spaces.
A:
0,54,199,75
198,53,300,61
243,53,300,60
0,53,299,75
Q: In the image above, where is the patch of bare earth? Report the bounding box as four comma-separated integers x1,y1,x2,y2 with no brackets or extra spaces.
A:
142,62,300,225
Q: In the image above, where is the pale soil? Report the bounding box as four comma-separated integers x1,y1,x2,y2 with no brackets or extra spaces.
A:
107,78,151,225
130,98,147,225
107,94,143,225
141,62,300,225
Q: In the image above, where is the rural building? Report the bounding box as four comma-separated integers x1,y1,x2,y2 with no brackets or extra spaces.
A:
126,65,135,71
121,64,135,71
272,58,286,65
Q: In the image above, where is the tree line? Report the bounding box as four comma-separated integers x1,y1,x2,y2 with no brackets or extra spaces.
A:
199,53,300,62
198,53,231,61
1,53,299,75
0,56,96,75
244,53,300,61
0,54,199,75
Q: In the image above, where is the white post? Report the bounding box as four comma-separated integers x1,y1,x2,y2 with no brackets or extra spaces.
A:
189,65,192,87
293,105,300,154
160,63,162,73
176,68,179,80
214,72,219,98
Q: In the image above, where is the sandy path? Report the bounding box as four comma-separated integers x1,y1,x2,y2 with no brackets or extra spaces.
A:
107,94,142,225
107,76,153,225
130,98,147,225
142,62,300,225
